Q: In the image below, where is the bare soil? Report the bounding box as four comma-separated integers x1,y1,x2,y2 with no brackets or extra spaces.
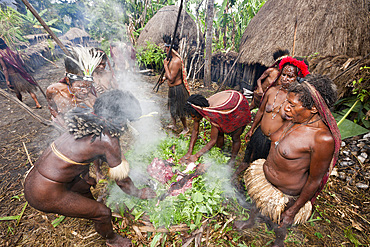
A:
0,59,369,246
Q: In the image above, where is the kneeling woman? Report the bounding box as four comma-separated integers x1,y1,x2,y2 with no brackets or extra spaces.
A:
24,90,156,247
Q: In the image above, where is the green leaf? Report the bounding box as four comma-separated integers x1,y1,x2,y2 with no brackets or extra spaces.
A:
150,232,162,247
191,191,204,203
333,113,369,139
52,215,66,228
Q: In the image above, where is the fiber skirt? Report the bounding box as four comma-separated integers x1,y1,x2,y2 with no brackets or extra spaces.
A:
168,83,189,118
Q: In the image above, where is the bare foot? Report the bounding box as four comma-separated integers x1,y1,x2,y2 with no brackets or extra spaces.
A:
34,105,42,109
179,128,189,135
233,220,255,231
106,234,132,247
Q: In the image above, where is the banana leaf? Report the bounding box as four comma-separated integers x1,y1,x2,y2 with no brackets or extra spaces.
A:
333,113,369,140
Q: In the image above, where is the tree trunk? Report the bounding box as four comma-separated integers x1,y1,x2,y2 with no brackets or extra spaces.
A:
204,0,214,87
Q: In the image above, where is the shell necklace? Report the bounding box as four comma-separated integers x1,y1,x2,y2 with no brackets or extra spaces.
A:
274,116,321,149
271,86,287,119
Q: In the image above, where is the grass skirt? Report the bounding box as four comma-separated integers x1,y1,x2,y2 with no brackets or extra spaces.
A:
244,159,312,225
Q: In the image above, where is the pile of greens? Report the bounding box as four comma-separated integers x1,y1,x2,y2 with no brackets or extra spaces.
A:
106,124,241,230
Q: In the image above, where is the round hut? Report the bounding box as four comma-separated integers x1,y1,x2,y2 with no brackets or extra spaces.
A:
237,0,370,95
137,5,204,72
137,5,203,49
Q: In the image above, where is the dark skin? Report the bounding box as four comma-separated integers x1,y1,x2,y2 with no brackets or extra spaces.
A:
24,131,156,247
234,92,334,247
93,59,118,94
250,67,280,109
46,79,96,127
160,47,188,134
0,49,42,108
245,65,298,139
179,113,244,165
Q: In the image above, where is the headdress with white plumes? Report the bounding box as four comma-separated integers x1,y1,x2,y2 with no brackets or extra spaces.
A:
67,46,103,77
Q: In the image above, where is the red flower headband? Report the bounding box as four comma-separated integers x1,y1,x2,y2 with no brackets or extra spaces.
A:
279,56,310,77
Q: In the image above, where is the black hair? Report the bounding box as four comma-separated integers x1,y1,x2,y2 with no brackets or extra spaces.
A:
94,89,142,125
163,34,180,51
65,89,142,140
64,55,83,75
0,38,8,49
184,94,209,117
288,74,337,109
273,49,290,61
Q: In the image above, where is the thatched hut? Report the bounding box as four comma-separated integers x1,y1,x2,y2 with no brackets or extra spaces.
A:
137,5,203,49
237,0,370,94
137,5,204,72
60,27,98,47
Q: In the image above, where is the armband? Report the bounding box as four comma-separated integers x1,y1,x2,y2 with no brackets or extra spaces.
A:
108,160,130,180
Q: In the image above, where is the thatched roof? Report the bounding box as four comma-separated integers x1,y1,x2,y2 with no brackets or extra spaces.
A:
238,0,370,66
136,5,203,49
60,27,90,41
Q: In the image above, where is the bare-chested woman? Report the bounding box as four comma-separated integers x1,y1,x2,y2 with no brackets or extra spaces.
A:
232,57,309,183
234,74,340,247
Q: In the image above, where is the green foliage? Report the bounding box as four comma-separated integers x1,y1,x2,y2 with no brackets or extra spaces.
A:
136,42,166,72
334,66,370,138
0,6,27,48
106,135,235,230
344,227,362,247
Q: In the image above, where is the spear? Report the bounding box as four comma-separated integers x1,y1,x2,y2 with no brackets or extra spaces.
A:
153,0,184,92
21,0,71,57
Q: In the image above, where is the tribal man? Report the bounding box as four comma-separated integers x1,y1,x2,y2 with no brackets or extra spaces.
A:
159,34,190,135
0,38,42,108
24,89,156,247
46,47,102,127
180,90,251,164
234,74,341,247
93,48,117,95
249,49,290,109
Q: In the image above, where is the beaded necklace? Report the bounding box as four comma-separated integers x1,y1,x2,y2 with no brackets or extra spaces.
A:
67,85,77,106
274,116,321,149
271,86,287,119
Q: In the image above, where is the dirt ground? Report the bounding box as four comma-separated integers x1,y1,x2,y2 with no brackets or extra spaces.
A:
0,58,369,246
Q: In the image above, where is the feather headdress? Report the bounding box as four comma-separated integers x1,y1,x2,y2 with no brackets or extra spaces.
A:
67,46,103,77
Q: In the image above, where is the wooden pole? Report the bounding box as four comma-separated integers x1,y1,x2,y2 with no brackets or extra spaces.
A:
21,0,71,56
292,17,298,57
214,51,242,93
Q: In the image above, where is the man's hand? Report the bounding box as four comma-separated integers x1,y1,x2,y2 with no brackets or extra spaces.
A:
163,58,170,67
139,187,156,199
257,87,264,95
180,153,191,164
245,130,253,141
279,209,295,227
188,154,198,163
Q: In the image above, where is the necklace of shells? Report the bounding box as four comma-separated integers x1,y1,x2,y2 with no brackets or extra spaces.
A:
271,86,287,119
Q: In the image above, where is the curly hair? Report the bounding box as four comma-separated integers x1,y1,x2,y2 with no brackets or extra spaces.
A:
65,89,142,140
288,74,337,109
273,49,290,61
184,94,209,117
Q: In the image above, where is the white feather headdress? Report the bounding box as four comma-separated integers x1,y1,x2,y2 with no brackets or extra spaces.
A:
67,46,103,76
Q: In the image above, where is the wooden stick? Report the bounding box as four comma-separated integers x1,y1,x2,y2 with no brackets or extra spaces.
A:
292,17,298,57
0,88,64,132
36,52,59,68
22,142,34,166
21,0,71,57
214,52,242,93
153,0,184,92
